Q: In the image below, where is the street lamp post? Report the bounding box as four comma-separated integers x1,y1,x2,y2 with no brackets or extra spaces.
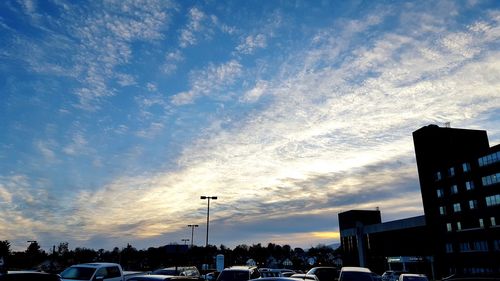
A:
200,196,217,247
187,224,199,248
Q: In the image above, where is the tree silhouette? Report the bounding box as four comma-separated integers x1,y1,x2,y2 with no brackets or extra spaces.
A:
0,240,10,257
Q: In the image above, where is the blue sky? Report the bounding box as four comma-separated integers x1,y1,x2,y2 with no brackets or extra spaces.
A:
1,0,499,252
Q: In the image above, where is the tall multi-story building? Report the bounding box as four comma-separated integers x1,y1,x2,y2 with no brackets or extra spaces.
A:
338,124,499,279
413,124,500,277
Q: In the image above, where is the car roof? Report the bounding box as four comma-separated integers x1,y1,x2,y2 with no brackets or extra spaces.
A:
224,266,256,271
290,274,318,279
340,267,372,273
157,266,196,270
71,262,120,268
250,278,305,281
128,275,173,280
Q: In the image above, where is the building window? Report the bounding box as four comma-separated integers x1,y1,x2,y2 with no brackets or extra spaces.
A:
469,200,478,209
435,171,442,181
462,162,471,172
448,167,455,177
473,241,489,251
445,243,453,253
494,240,500,251
482,173,500,186
447,223,452,232
437,189,444,198
451,185,458,194
453,203,461,212
439,206,446,215
479,218,484,228
465,181,475,191
491,217,497,227
478,151,500,167
457,221,462,230
459,242,471,252
485,194,500,206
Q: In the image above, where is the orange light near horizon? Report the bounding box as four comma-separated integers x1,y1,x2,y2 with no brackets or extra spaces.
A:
310,231,340,239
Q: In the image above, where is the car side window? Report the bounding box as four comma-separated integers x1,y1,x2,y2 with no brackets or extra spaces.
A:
106,266,121,278
250,269,260,279
95,267,108,279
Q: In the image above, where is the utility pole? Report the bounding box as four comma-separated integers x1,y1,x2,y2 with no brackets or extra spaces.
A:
200,196,217,247
187,224,199,248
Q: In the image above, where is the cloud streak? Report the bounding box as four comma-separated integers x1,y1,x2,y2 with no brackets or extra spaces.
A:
0,1,499,251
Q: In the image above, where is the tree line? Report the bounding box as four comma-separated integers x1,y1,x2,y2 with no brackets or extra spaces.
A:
0,240,340,273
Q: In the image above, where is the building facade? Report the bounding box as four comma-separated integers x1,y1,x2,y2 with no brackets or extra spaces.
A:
413,125,500,277
338,210,433,276
338,125,500,279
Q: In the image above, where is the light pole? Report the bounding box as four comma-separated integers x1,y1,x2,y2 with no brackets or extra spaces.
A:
187,224,199,248
200,196,217,247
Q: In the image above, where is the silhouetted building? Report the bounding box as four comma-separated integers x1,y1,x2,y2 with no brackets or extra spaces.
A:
338,124,500,278
413,124,500,277
339,210,433,276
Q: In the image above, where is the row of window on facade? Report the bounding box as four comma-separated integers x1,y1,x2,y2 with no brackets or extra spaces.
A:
478,151,500,167
446,216,497,232
436,173,499,199
434,150,500,182
439,194,500,215
445,239,500,253
436,181,474,198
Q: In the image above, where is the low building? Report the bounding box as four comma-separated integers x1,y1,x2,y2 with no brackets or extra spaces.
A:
338,210,433,277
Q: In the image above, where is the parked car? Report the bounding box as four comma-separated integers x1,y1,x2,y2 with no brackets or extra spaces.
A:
290,274,319,281
216,266,260,281
250,278,305,281
306,267,339,281
60,262,124,281
0,271,61,281
128,275,200,281
382,271,406,281
152,267,200,278
398,274,428,281
259,269,296,278
338,267,378,281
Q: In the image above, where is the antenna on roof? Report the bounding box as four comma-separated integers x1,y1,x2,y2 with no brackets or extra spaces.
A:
444,122,451,128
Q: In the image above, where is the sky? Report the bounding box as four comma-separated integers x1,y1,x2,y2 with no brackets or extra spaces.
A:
1,0,499,252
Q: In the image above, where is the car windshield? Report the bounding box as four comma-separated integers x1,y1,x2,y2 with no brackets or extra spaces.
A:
154,270,178,275
340,272,373,281
217,271,249,281
402,277,428,281
60,267,96,280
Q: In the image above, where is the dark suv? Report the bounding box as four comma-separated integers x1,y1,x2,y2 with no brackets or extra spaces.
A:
307,267,340,281
216,266,260,281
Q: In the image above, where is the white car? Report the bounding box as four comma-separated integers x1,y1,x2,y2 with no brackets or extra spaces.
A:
398,274,428,281
60,262,124,281
338,267,379,281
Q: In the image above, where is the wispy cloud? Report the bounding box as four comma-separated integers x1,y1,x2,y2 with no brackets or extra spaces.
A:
241,80,269,103
161,49,184,75
236,34,267,55
35,139,58,163
1,1,499,250
63,132,89,156
171,60,243,105
179,7,207,48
